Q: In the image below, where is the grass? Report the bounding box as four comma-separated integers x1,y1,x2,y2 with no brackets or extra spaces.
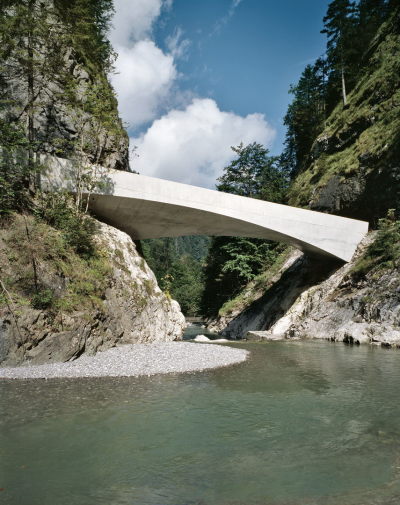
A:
349,212,400,280
0,214,112,314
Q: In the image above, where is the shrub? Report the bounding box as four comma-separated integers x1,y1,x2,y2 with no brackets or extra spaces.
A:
34,192,98,258
350,209,400,279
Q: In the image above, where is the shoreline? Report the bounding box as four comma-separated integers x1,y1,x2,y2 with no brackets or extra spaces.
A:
0,341,249,380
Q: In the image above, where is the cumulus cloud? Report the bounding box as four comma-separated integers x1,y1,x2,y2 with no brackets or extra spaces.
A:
110,0,276,187
131,98,275,188
109,0,177,128
111,40,176,127
109,0,164,46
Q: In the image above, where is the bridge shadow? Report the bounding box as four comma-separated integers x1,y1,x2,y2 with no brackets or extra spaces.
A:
218,253,341,339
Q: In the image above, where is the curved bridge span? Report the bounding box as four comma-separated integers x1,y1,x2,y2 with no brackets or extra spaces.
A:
86,170,368,262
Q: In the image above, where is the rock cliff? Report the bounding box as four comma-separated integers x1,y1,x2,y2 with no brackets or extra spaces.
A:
1,0,129,171
1,1,187,366
211,232,399,347
0,217,185,366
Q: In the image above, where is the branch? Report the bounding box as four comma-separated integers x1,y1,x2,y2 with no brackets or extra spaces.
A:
0,278,23,340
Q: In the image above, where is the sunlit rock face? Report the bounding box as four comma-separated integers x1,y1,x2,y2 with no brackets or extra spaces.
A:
0,222,186,366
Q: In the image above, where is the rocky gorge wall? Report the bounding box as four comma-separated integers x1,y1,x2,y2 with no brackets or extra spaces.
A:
0,218,185,366
1,0,129,172
209,232,400,348
1,1,189,366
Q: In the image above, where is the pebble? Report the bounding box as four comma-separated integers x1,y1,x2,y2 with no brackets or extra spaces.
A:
0,342,249,380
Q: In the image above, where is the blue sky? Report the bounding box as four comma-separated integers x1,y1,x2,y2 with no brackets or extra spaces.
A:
154,0,330,153
110,0,330,187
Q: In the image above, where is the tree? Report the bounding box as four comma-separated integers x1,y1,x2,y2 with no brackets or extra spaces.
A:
0,0,67,191
355,0,390,64
201,143,288,317
169,255,204,316
0,0,121,214
142,237,208,316
282,61,328,177
54,0,115,71
321,0,358,106
217,142,288,202
0,121,30,214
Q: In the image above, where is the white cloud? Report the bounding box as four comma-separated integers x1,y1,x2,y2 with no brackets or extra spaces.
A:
131,98,275,188
111,40,177,128
109,0,180,129
110,0,276,188
110,0,164,46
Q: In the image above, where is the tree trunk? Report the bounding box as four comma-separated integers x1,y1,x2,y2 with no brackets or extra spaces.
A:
341,66,348,106
27,0,36,191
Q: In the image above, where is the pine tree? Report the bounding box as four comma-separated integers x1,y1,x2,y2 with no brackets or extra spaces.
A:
282,61,328,176
355,0,389,64
0,0,67,197
217,142,287,201
321,0,358,106
0,0,121,213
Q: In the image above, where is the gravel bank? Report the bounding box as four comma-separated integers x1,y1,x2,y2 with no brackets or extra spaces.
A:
0,342,249,379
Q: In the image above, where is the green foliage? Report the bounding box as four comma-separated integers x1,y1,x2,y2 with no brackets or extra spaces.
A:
0,121,33,214
34,193,98,258
217,142,288,201
0,0,125,208
218,247,291,317
201,237,284,316
350,210,400,279
54,0,115,72
142,236,208,316
31,289,54,310
282,0,394,177
288,6,400,216
0,214,111,313
283,60,328,176
201,142,288,317
169,255,204,315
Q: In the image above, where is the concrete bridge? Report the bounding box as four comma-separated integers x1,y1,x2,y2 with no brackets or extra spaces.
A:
43,157,369,262
83,169,368,262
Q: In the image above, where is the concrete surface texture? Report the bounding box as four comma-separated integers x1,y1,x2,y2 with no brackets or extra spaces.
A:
43,156,369,262
87,169,368,262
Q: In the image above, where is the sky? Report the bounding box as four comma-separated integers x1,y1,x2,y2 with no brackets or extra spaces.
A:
109,0,330,189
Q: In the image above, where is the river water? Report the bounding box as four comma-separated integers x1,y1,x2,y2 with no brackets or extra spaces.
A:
1,338,400,505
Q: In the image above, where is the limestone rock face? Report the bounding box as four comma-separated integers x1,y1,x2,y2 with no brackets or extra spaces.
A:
208,234,400,348
272,235,400,347
0,222,186,366
208,250,339,339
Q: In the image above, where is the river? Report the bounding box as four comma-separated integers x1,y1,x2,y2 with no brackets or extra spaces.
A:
1,336,400,505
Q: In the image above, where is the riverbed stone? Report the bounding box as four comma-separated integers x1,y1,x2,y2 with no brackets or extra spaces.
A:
246,331,285,341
